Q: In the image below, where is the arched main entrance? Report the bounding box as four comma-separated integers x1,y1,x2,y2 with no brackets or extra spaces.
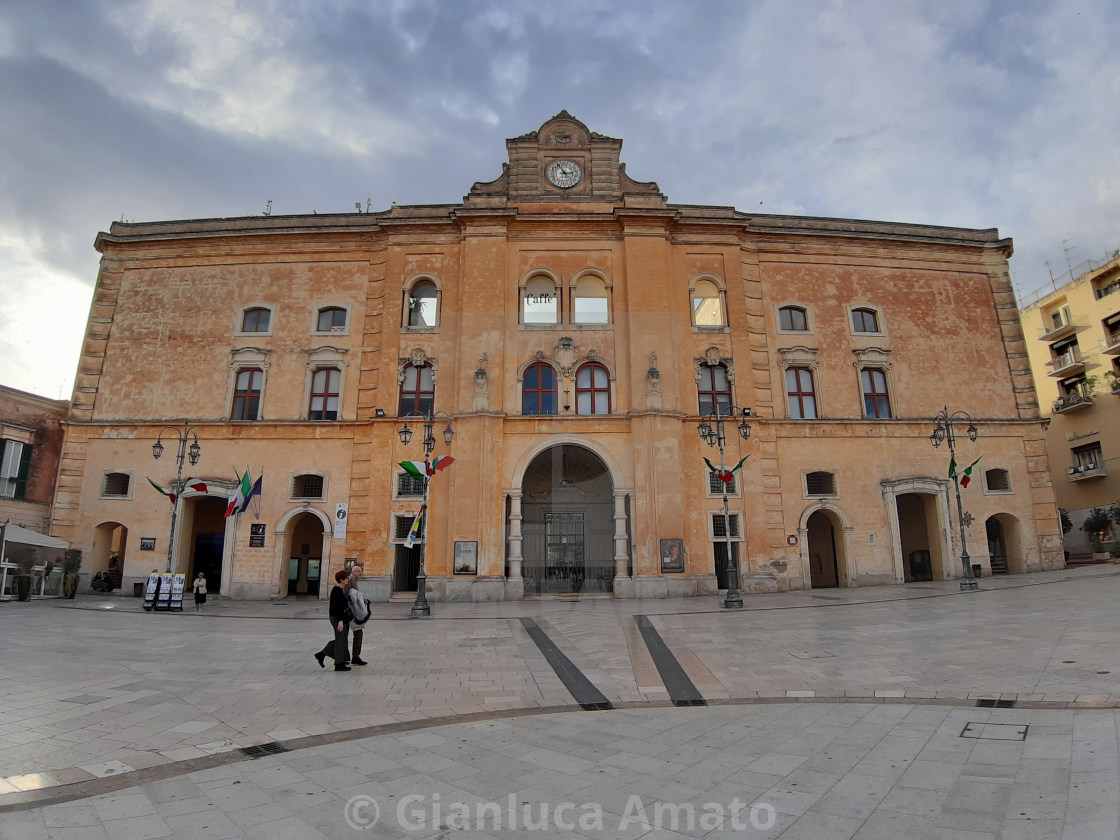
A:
183,497,227,593
520,444,614,594
806,509,844,588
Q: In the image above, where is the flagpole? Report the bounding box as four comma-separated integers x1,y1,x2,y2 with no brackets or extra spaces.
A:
929,406,980,591
398,409,455,618
152,422,201,576
697,401,752,609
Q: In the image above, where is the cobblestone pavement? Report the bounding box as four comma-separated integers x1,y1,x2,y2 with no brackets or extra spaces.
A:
0,566,1117,838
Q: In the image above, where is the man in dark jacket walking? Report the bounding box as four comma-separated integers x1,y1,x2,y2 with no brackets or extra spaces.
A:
314,568,352,671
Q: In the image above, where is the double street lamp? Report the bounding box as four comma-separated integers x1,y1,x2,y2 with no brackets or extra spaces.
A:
929,406,979,591
697,403,752,609
398,410,454,617
152,422,201,574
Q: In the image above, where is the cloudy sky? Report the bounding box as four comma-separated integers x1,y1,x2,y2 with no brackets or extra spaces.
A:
1,0,1117,400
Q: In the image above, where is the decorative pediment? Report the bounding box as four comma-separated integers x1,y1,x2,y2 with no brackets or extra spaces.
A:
229,347,271,369
554,337,579,377
851,346,892,369
304,346,348,369
694,347,735,383
776,345,820,371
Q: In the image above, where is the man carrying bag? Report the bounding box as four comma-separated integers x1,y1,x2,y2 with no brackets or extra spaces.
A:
347,563,371,666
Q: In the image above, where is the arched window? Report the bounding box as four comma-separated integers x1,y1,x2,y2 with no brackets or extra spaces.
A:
522,362,558,415
523,276,558,324
241,307,271,333
786,367,817,419
779,306,808,331
231,368,263,420
398,364,434,417
691,279,724,327
861,369,892,418
407,280,439,328
575,362,611,415
698,364,731,415
852,307,880,333
573,276,609,324
308,367,341,421
316,306,347,332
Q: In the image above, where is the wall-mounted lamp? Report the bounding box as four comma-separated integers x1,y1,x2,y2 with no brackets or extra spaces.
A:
375,408,386,418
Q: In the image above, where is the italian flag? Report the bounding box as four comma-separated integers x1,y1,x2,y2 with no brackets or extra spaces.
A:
148,477,207,505
703,455,749,483
225,469,252,518
400,457,455,479
949,456,982,488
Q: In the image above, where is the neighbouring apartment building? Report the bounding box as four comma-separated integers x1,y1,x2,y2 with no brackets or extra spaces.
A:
0,385,68,532
1019,253,1120,554
50,112,1065,600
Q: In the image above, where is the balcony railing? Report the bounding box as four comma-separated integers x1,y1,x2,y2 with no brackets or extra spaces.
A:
1102,330,1120,355
1068,463,1107,481
1052,392,1094,413
1047,348,1086,377
1039,316,1084,342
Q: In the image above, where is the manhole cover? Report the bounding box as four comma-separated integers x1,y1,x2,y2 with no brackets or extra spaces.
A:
961,723,1028,741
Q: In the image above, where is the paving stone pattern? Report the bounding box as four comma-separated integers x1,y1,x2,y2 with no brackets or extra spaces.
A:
0,565,1117,838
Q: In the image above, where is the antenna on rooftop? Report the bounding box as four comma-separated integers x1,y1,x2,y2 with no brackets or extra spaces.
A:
1062,239,1076,274
366,197,372,212
263,200,272,217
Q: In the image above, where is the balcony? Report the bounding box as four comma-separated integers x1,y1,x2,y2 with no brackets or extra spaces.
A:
1068,463,1107,481
1102,330,1120,356
1047,348,1086,377
1039,315,1084,342
1052,393,1094,414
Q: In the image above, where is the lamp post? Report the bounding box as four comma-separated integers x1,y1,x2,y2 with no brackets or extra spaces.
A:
398,410,454,617
929,406,979,591
697,403,752,609
152,422,201,574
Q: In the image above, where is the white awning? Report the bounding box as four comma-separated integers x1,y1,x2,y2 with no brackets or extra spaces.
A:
1,524,69,550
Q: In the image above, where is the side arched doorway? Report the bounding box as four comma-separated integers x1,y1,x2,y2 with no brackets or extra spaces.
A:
92,521,128,589
806,509,844,588
986,514,1022,575
282,512,326,597
896,492,945,582
520,444,615,594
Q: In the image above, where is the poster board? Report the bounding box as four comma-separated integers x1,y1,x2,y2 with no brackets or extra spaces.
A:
168,574,185,611
142,574,160,611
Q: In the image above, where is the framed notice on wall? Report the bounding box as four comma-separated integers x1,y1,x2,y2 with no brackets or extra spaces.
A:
139,538,156,551
453,541,477,575
660,539,685,573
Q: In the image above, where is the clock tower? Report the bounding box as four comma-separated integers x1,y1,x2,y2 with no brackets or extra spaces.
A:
466,110,666,207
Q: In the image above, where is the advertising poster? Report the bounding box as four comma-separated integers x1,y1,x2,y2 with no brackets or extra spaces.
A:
169,574,186,611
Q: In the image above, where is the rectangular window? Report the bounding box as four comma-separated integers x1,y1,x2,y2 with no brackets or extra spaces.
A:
393,514,424,543
708,470,737,495
1072,443,1103,471
292,474,324,499
396,472,426,497
0,440,30,500
231,368,263,421
101,472,131,497
309,368,341,421
712,513,742,539
786,367,818,419
861,369,892,419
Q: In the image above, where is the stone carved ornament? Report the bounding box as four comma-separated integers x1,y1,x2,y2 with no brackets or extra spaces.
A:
397,347,437,383
647,351,661,394
693,347,734,383
474,353,489,395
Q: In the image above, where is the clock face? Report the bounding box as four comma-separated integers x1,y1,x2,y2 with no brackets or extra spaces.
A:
546,159,582,189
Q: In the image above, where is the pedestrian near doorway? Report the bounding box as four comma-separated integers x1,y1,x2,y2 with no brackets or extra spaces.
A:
192,572,207,612
347,564,371,665
315,569,352,671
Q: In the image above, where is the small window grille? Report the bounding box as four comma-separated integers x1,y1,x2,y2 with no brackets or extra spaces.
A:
394,514,424,541
293,474,324,499
708,471,737,495
985,469,1011,492
806,471,837,496
396,472,426,497
102,472,130,496
712,513,741,539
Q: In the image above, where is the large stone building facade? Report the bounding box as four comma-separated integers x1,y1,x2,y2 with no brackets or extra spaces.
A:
52,113,1064,600
1,385,68,533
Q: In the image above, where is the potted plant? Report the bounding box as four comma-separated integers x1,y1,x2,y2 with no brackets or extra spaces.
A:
1083,507,1113,560
14,550,35,602
1105,371,1120,394
62,548,82,599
